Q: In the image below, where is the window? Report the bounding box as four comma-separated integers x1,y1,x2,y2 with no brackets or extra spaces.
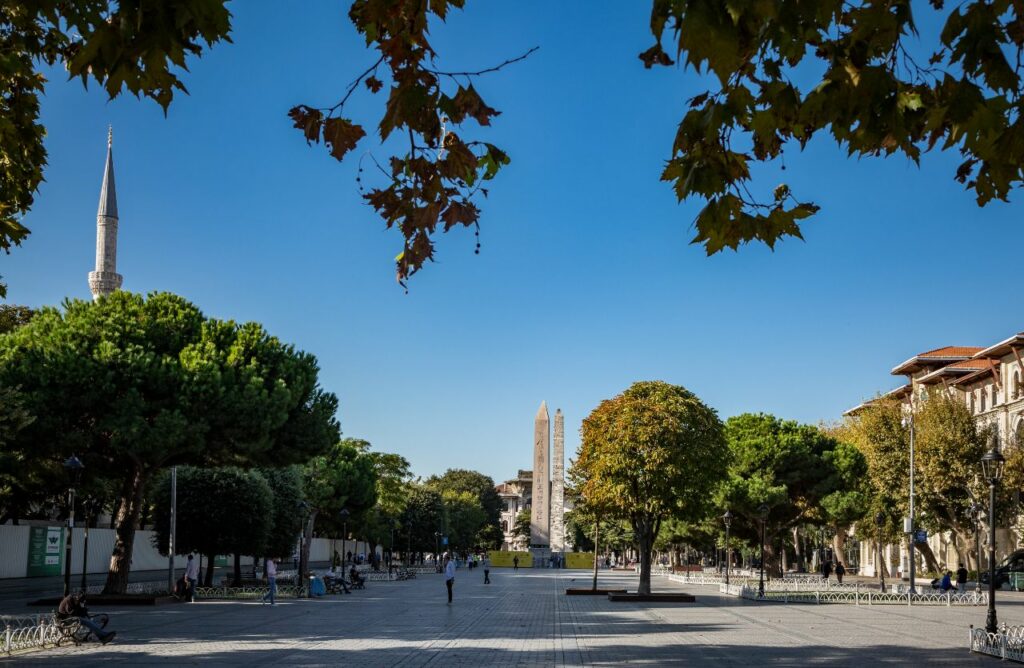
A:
993,386,999,407
501,520,508,533
981,390,987,412
971,393,976,414
1016,371,1022,399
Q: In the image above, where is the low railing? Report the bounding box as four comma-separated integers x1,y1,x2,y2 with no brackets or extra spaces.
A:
714,580,987,606
193,585,305,600
970,625,1024,663
2,615,62,655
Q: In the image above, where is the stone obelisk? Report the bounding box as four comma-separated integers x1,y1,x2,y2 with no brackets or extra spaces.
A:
550,408,565,555
88,127,123,300
530,401,550,552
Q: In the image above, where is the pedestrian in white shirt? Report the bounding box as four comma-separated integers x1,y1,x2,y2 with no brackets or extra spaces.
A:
262,559,278,605
184,554,199,602
444,555,456,604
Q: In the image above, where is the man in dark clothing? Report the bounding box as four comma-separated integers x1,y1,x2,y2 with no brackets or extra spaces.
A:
58,592,116,644
822,560,833,581
957,564,969,593
835,562,846,584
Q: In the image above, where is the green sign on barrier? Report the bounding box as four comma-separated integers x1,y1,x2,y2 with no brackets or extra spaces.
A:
27,526,64,577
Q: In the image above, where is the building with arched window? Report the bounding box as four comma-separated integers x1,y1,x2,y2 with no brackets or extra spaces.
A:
845,331,1024,579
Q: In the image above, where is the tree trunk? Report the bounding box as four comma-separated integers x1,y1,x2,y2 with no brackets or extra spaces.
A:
102,465,147,594
833,531,847,567
203,553,215,586
915,540,941,572
299,509,317,592
792,527,804,572
591,518,600,591
638,529,652,595
233,553,242,586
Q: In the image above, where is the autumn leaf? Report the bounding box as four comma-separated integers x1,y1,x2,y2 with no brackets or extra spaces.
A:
365,76,383,93
323,118,365,161
288,105,323,145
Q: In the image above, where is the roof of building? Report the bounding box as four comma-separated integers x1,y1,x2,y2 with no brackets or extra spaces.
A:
843,384,911,416
97,127,118,219
973,333,1024,360
952,360,1000,388
916,358,994,385
891,346,983,375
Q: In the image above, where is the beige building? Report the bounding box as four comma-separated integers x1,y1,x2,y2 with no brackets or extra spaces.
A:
496,470,533,551
847,332,1024,578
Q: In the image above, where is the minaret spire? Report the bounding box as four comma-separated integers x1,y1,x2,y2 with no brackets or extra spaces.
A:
88,126,123,300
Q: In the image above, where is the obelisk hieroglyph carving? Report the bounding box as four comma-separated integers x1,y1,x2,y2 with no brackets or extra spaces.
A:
551,408,565,554
88,126,123,300
530,401,550,547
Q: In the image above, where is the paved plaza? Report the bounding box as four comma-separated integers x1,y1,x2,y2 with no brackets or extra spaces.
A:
5,569,1023,666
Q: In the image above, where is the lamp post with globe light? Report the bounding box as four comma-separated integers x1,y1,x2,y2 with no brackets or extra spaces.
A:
757,504,769,598
981,443,1005,634
722,510,733,586
62,456,84,597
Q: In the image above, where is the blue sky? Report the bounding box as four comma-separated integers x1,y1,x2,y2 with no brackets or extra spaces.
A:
5,1,1021,484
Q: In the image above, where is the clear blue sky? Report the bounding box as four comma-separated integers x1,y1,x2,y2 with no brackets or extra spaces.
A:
5,1,1021,484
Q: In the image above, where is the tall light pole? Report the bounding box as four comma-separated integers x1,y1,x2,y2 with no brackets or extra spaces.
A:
876,512,886,592
981,443,1005,634
722,510,733,585
62,456,84,597
971,502,983,594
80,498,93,592
757,504,769,598
902,413,917,593
339,508,351,572
168,466,177,593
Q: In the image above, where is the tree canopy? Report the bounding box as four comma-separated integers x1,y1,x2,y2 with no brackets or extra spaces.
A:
151,466,273,585
0,291,339,592
572,380,728,594
426,468,502,533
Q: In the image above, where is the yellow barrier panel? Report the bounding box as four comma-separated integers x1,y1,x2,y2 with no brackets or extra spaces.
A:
488,551,532,568
565,552,595,570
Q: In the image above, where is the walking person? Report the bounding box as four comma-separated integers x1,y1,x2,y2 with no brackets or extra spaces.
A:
821,559,832,583
513,555,519,572
835,561,845,584
184,554,200,603
957,563,969,593
483,554,491,584
444,555,456,604
262,558,278,605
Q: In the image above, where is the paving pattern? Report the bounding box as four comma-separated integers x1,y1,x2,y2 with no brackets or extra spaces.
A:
5,568,1024,666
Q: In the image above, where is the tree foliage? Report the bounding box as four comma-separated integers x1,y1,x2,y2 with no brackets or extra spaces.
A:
572,380,728,594
151,466,273,586
0,291,338,593
440,489,486,551
0,1,232,296
0,305,33,333
398,482,445,553
260,466,305,559
426,468,502,532
288,0,532,286
0,385,36,523
644,0,1024,254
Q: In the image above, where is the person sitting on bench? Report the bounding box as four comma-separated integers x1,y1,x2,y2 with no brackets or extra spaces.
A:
349,565,365,587
58,591,116,644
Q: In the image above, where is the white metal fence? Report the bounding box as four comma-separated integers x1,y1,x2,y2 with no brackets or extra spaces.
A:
2,615,61,655
970,625,1024,663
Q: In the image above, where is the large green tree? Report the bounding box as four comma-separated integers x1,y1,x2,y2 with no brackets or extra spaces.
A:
571,380,728,595
718,413,863,573
260,466,306,560
151,466,273,586
426,468,502,534
301,439,378,573
441,489,487,552
0,385,36,523
398,483,446,554
0,292,339,593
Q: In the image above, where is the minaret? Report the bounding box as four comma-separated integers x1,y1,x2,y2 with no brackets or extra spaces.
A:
530,401,550,551
551,408,565,555
88,127,123,300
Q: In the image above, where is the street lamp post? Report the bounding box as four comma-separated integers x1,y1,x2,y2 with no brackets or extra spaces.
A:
757,504,769,598
903,413,917,593
971,502,983,595
981,444,1006,634
62,456,84,597
722,511,733,586
80,498,93,593
876,512,886,592
339,508,351,573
